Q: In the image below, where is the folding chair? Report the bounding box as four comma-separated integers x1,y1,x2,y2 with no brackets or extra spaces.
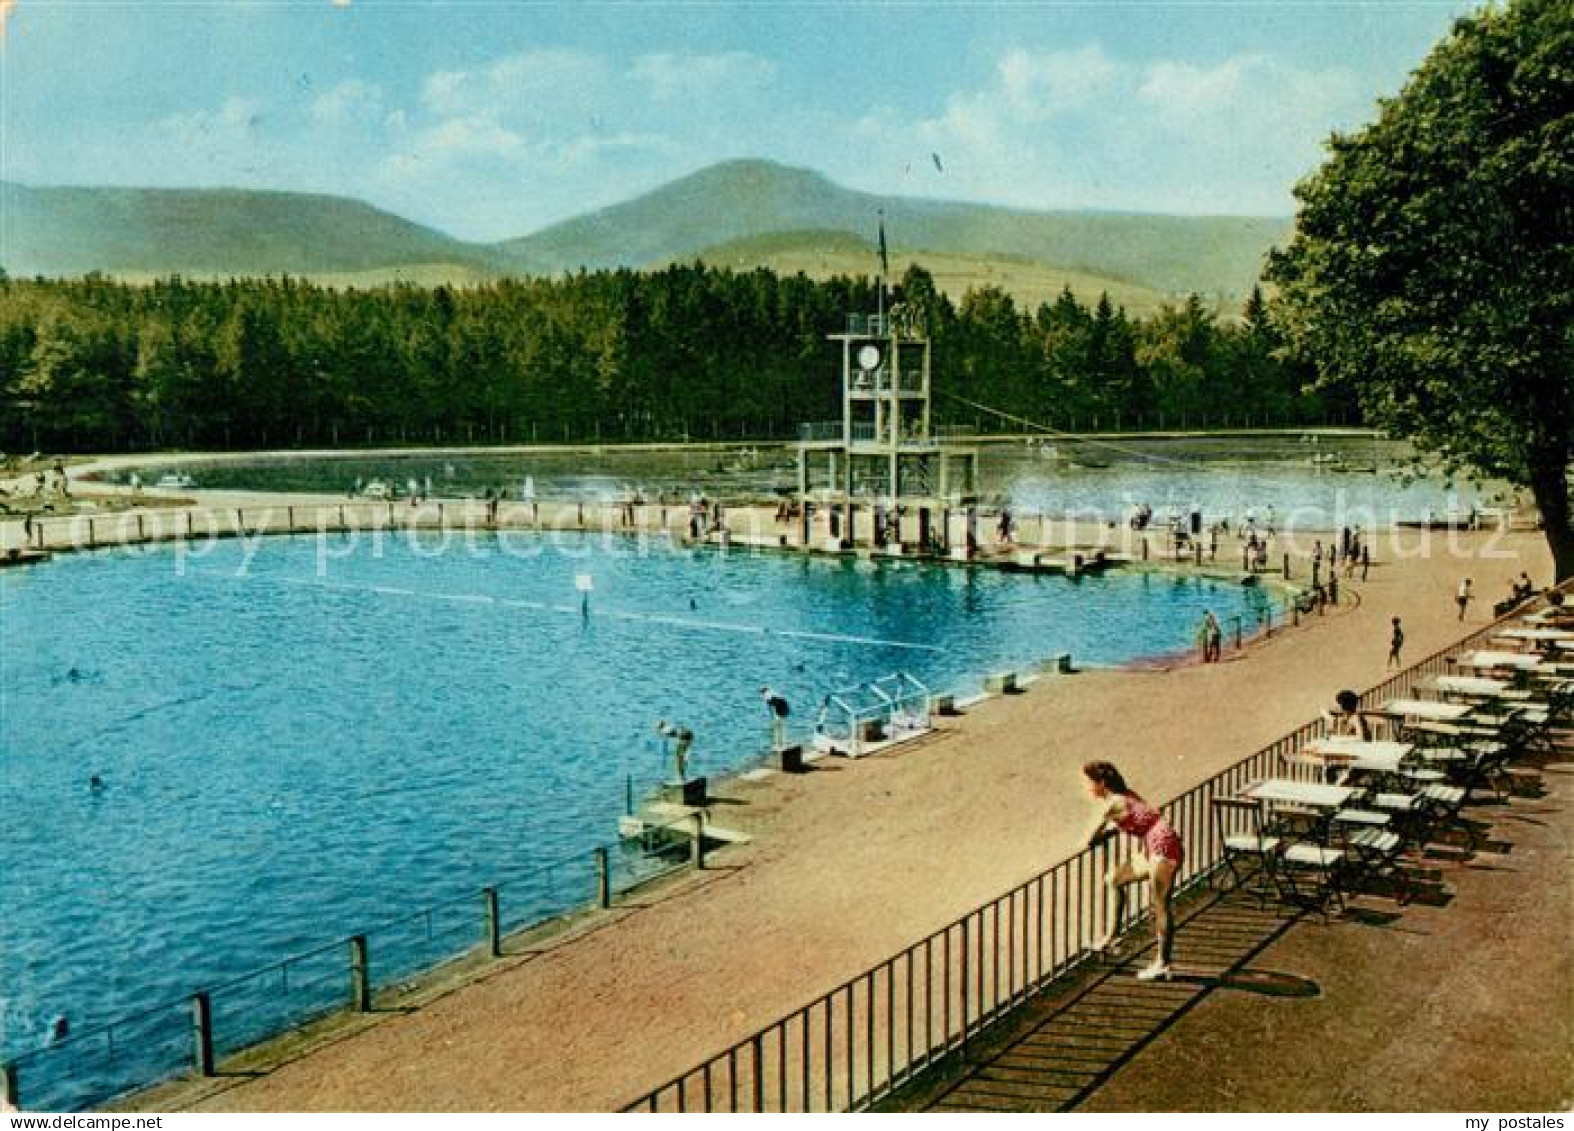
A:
1261,801,1346,919
1273,837,1346,920
1331,809,1409,903
1211,796,1281,905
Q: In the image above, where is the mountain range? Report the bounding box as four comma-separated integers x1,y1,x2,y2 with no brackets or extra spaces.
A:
0,159,1292,309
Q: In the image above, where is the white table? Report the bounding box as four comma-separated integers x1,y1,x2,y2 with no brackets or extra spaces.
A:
1425,674,1509,697
1378,698,1472,721
1492,629,1574,652
1453,650,1542,672
1241,778,1356,810
1523,609,1574,625
1302,737,1414,774
1495,627,1574,642
1421,675,1535,704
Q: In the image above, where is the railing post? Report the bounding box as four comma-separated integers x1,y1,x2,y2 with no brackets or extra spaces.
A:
482,887,501,957
137,514,145,540
690,815,705,869
89,517,98,545
1283,553,1290,579
595,846,612,909
752,1035,765,1112
349,935,371,1011
3,1060,19,1110
191,991,215,1077
959,920,971,1054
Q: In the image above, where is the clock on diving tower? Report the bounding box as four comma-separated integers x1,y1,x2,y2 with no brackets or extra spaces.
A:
794,308,980,555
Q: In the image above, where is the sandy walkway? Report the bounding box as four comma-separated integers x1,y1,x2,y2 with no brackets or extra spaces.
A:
82,524,1544,1111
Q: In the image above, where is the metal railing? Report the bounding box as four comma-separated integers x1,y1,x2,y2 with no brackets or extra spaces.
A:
849,370,925,395
819,673,933,757
2,812,702,1113
798,422,844,443
621,584,1570,1112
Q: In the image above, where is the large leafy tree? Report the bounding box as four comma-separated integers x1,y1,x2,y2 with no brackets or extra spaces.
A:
1267,0,1573,578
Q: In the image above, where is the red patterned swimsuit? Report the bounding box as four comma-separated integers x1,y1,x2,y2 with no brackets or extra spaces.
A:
1113,794,1184,864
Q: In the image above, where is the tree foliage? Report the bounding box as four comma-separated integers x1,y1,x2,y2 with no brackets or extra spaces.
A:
0,262,1329,455
1266,0,1574,576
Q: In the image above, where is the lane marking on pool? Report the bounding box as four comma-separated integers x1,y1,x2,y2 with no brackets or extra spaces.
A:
188,568,949,653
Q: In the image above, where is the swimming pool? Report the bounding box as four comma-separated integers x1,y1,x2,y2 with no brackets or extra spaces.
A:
0,532,1273,1107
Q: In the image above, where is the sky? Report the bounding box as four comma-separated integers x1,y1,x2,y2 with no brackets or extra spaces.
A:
1,1,1478,242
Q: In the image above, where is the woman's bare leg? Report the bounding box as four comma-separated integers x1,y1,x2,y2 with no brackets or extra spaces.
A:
1099,860,1140,948
1150,859,1179,966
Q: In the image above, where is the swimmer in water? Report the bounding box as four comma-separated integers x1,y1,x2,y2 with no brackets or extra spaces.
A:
89,775,106,793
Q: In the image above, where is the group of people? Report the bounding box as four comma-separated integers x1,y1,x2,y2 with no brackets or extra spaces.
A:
687,496,721,540
1310,527,1370,587
1494,571,1539,616
653,687,793,783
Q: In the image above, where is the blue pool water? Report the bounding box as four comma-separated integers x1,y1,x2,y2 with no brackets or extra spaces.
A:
0,532,1273,1105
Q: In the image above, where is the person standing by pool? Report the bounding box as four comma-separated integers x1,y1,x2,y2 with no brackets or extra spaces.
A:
1195,610,1221,663
655,720,694,781
1387,616,1405,668
761,686,790,750
1081,761,1183,982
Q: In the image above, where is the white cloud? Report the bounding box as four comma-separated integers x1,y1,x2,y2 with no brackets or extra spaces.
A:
630,51,775,100
150,96,271,174
311,78,383,126
998,45,1121,118
421,48,612,122
420,70,470,117
837,46,1367,216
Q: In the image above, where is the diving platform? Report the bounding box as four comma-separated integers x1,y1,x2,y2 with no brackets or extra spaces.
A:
794,308,981,554
1,547,49,568
617,801,751,847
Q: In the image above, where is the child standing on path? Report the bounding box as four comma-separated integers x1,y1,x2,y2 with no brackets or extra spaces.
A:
1387,617,1405,668
1456,577,1474,620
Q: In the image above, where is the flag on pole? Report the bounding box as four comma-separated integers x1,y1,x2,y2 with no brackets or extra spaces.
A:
877,211,889,279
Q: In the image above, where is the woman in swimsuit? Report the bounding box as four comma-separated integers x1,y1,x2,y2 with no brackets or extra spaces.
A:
1082,761,1184,981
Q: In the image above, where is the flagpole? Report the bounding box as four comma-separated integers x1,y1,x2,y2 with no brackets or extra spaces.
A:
877,209,887,330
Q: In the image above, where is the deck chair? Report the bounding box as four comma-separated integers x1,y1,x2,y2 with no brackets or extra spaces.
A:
1211,796,1281,905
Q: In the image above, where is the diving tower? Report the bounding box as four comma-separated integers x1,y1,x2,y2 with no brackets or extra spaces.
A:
794,308,980,554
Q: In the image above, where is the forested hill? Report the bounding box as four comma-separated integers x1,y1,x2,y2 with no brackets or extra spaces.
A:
5,160,1289,301
0,181,510,279
500,160,1291,299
